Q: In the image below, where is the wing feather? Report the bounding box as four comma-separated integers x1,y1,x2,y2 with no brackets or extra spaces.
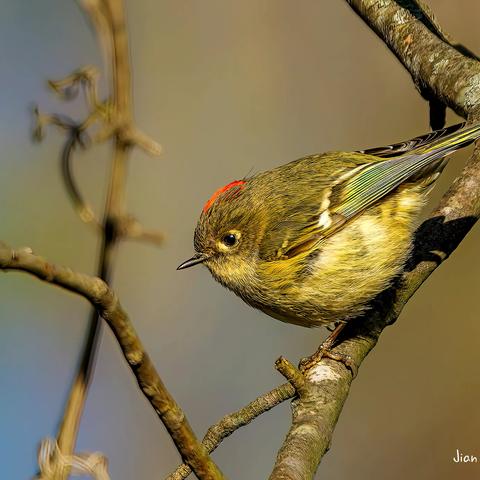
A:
333,122,480,221
259,122,480,261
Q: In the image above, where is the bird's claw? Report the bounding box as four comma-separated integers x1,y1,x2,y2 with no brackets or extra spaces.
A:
299,347,357,378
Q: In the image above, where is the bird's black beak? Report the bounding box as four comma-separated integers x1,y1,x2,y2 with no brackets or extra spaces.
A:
177,253,209,270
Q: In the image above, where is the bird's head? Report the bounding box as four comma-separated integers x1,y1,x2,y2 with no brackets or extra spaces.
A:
177,179,265,290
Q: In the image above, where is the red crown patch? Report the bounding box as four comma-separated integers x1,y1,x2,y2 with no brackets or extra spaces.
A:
203,180,245,213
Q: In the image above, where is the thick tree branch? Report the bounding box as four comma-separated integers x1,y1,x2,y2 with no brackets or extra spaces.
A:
0,245,224,480
346,0,480,119
385,1,480,128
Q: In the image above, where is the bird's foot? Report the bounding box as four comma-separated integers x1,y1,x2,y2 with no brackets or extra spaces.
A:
299,328,357,378
299,347,357,377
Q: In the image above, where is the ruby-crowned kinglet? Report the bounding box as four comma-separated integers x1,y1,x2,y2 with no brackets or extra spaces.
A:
178,122,480,328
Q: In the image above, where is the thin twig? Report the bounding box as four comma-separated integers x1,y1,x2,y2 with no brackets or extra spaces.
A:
41,1,161,478
0,245,224,480
52,1,129,473
274,357,307,395
166,383,294,480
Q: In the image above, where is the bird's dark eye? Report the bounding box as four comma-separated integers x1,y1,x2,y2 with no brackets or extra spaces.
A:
222,233,237,247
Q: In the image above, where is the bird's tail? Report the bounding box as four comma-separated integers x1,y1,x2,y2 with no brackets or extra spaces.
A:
412,121,480,160
336,122,480,220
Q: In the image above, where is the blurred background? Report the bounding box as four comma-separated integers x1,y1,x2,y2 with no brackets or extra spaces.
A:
1,1,479,479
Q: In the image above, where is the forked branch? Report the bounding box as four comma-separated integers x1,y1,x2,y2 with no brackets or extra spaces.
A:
0,245,224,479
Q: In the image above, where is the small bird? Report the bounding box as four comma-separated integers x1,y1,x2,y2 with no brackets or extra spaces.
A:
178,123,480,346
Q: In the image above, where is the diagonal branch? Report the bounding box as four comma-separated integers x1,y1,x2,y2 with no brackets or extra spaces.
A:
0,245,224,480
346,0,480,119
386,0,480,129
